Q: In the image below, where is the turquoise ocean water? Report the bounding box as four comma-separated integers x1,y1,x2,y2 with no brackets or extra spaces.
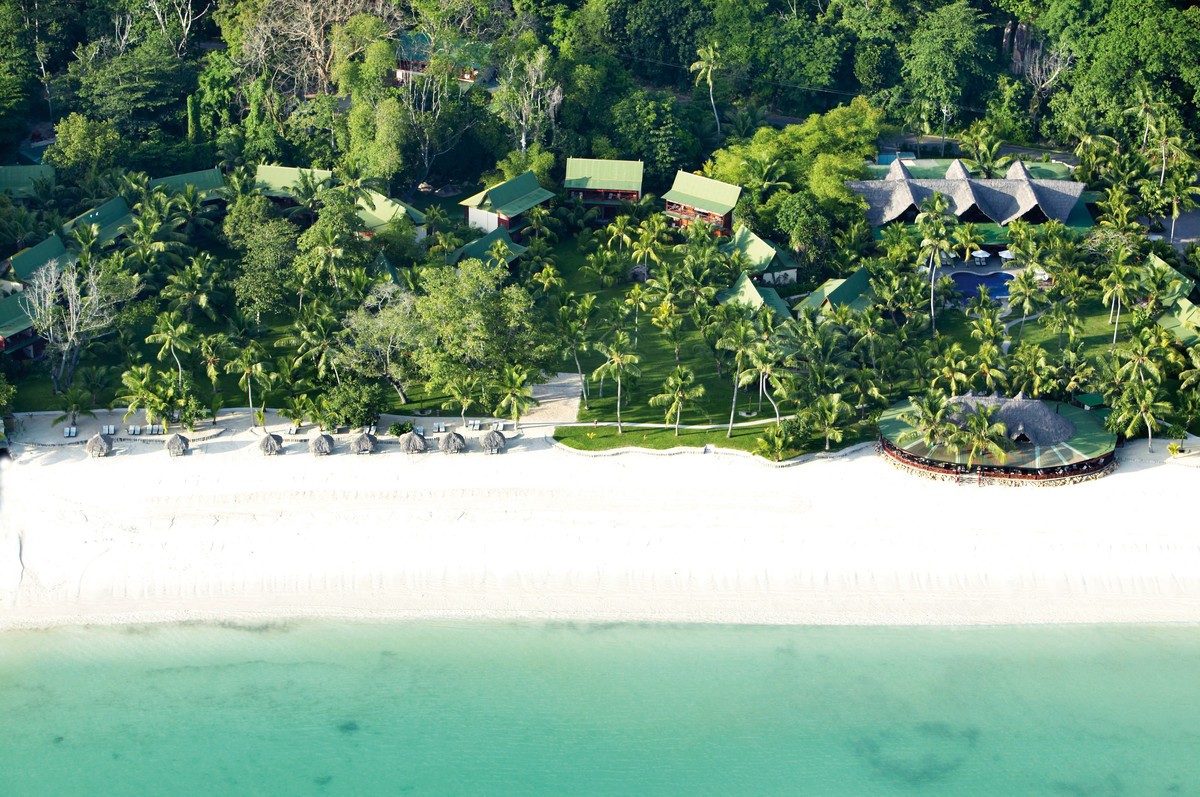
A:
1,621,1199,796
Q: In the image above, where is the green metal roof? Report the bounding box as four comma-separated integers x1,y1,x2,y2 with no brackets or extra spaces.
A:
150,167,225,198
254,165,333,199
62,197,132,245
721,225,795,274
357,191,427,231
716,272,792,319
0,165,54,198
0,292,32,340
797,268,871,313
448,227,527,265
8,234,67,281
564,158,644,193
1076,393,1105,408
460,171,553,219
662,171,741,216
1159,296,1200,347
396,31,489,72
1144,254,1194,308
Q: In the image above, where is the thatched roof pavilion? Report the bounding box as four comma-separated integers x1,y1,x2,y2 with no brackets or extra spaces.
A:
350,432,377,454
165,433,189,457
482,430,506,454
260,433,283,456
86,433,112,458
951,392,1075,446
399,431,427,454
309,433,334,456
440,431,467,454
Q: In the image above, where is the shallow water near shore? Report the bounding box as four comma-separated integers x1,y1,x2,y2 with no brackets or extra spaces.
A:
1,621,1198,796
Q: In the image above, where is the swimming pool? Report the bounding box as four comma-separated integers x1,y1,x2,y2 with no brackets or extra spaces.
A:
950,271,1013,299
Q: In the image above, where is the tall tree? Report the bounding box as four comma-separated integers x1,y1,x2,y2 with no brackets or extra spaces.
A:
689,43,722,137
592,330,641,434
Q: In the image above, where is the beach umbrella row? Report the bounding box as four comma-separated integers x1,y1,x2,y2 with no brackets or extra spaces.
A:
84,428,505,458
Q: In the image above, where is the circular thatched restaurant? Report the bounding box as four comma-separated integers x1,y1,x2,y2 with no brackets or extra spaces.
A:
877,394,1118,485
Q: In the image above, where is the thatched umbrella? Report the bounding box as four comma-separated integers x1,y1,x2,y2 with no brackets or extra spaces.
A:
86,433,112,458
309,433,334,456
165,433,189,457
350,432,377,455
482,430,506,454
440,431,467,454
260,433,283,456
399,431,427,454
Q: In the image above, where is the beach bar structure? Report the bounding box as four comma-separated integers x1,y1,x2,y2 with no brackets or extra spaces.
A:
460,171,553,233
662,171,741,236
563,158,643,217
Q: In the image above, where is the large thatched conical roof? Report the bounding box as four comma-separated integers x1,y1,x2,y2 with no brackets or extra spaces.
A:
440,431,467,454
482,430,506,453
260,433,283,456
86,433,112,458
166,433,189,457
350,432,377,454
951,394,1076,446
309,433,334,456
399,431,427,454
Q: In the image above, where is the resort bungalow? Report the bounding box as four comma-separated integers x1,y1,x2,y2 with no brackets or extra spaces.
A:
846,159,1087,228
149,167,225,202
0,292,37,357
447,227,527,267
721,225,798,285
662,171,741,236
357,190,427,241
0,235,68,358
563,158,643,217
459,171,554,233
716,272,793,321
0,165,54,200
1150,254,1200,347
796,268,873,316
396,31,492,85
254,165,333,200
61,197,133,248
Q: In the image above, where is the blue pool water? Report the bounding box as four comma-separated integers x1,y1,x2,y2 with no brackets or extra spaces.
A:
2,621,1200,796
951,271,1014,299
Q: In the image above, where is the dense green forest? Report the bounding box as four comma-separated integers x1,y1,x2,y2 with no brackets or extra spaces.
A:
1,0,1199,459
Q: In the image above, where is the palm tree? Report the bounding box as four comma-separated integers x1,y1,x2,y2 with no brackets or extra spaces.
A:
916,192,955,333
280,308,343,384
74,365,114,407
492,367,539,430
440,373,481,425
592,331,640,433
557,294,595,408
1007,342,1056,397
606,215,635,253
1163,170,1200,243
308,223,346,298
486,238,513,269
689,43,722,136
423,205,449,235
162,253,223,321
53,387,96,427
524,204,558,242
717,316,758,438
631,229,663,271
742,154,792,203
929,341,970,397
197,333,234,395
972,341,1009,393
118,364,169,426
1005,269,1044,340
1100,262,1140,353
531,263,565,296
285,169,330,224
948,404,1008,467
898,390,954,452
1117,328,1170,386
624,283,649,348
951,223,984,263
225,344,271,422
811,393,851,451
145,311,196,390
1123,75,1166,150
1114,383,1172,452
1180,344,1200,393
649,366,706,435
754,424,789,462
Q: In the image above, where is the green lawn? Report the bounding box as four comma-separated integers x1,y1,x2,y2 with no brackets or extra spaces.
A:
554,419,876,458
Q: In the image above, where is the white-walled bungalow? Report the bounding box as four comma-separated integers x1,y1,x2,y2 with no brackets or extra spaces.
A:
459,171,554,233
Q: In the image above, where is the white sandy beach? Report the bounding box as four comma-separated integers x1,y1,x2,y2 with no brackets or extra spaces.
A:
2,376,1200,629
